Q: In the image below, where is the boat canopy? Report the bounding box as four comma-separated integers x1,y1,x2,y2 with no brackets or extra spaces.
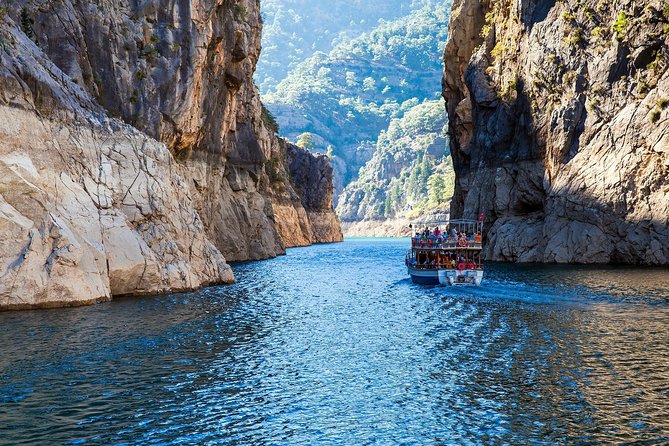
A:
410,219,483,236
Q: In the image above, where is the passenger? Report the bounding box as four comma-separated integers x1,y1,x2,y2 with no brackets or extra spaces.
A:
451,259,456,268
468,261,476,269
434,227,441,237
451,227,458,238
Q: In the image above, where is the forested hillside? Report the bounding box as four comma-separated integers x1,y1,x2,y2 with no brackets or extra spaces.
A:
257,0,416,93
261,1,452,197
337,100,454,223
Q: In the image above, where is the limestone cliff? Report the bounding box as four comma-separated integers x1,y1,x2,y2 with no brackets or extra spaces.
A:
443,0,669,264
0,1,341,310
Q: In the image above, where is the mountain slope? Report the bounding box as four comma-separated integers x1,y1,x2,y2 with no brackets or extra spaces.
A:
264,1,452,197
256,0,417,93
337,99,454,230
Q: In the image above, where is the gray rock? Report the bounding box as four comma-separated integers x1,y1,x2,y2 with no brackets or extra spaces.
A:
442,0,669,264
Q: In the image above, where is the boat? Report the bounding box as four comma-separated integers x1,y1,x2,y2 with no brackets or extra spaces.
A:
405,219,484,286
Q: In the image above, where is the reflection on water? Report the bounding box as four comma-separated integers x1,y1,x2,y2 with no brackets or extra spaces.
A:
0,238,668,445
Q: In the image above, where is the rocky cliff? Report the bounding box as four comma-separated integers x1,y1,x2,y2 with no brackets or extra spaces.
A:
443,0,669,264
0,1,341,310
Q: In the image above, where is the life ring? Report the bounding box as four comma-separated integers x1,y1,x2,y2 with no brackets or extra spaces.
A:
419,240,425,248
427,239,432,247
458,238,468,247
457,262,466,271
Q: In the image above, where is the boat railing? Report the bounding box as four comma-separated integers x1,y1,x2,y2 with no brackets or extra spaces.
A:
406,259,483,270
410,235,482,249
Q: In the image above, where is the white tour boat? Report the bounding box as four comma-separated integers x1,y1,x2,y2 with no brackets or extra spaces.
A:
406,219,484,286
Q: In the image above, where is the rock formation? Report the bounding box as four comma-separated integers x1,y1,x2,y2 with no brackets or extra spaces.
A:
443,0,669,264
0,1,341,310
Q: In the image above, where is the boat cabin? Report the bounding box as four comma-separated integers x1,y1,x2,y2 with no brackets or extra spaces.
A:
406,219,483,271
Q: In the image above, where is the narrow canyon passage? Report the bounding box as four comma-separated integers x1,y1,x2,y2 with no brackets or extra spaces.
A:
1,240,668,444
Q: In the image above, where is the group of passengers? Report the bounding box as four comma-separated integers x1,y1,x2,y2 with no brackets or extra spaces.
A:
413,226,481,248
409,252,478,270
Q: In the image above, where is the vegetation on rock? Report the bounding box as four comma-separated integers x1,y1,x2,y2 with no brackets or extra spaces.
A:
19,7,37,45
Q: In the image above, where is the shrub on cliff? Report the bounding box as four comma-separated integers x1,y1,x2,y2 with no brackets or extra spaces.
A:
20,7,38,45
613,12,629,41
261,103,280,134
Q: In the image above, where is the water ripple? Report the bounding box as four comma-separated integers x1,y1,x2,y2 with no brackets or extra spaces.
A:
1,238,668,445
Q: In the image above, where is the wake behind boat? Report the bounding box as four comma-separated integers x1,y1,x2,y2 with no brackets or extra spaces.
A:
406,219,484,286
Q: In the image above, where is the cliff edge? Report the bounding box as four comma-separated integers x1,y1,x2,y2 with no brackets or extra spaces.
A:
443,0,669,263
0,1,341,310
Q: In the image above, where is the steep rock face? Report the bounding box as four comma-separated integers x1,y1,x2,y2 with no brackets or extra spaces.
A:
5,0,341,263
0,1,341,309
0,24,232,309
443,0,669,264
286,143,343,243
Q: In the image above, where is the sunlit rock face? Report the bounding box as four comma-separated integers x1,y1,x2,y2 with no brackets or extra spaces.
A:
0,1,341,309
443,0,669,264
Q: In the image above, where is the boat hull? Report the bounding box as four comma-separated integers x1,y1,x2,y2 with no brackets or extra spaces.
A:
408,267,484,286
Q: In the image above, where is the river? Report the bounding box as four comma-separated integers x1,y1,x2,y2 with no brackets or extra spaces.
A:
1,238,668,445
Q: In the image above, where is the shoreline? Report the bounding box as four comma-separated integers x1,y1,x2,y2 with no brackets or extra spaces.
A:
0,239,345,312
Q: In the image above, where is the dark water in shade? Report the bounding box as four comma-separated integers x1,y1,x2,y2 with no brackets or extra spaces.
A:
1,238,669,445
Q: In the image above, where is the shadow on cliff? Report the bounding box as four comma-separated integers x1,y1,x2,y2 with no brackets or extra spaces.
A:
451,77,669,265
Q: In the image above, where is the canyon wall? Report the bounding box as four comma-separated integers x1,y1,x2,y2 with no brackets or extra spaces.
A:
0,0,341,309
443,0,669,264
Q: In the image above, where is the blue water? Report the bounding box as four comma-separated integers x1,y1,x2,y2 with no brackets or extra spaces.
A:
1,238,668,445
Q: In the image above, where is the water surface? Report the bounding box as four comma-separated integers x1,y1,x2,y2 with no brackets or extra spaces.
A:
1,238,668,445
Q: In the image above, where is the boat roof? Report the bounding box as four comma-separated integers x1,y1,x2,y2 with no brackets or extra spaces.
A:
410,218,481,227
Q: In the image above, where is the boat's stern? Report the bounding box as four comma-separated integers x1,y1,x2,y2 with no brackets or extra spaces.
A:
438,269,484,286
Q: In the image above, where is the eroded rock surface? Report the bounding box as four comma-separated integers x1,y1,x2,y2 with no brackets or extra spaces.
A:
0,1,341,309
443,0,669,264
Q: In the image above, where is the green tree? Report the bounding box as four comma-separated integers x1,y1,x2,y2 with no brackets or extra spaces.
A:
296,132,316,150
20,7,37,45
427,174,446,207
384,193,393,217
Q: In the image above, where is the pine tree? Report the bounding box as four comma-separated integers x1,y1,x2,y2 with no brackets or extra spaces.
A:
20,7,37,45
296,132,316,151
427,174,446,207
384,193,393,218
